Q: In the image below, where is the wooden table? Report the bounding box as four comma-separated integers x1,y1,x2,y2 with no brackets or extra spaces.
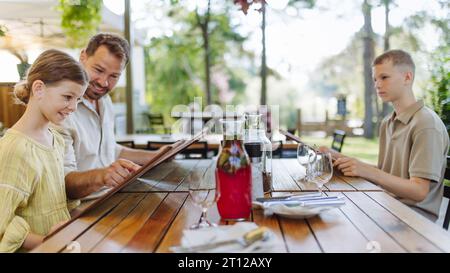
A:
32,159,450,253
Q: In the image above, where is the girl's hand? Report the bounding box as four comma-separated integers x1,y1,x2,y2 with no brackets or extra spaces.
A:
49,220,69,234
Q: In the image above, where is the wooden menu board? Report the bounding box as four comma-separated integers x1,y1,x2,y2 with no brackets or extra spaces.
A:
45,130,206,239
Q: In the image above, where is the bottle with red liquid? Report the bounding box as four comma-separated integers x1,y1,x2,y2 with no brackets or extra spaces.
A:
215,119,252,220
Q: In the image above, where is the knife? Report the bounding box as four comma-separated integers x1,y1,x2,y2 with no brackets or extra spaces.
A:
256,192,321,202
263,196,346,207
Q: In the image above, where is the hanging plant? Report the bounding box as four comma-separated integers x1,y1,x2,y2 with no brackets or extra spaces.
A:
58,0,103,48
0,25,6,37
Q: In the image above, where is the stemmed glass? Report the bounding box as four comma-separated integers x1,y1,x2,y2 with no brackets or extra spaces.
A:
296,143,316,183
188,167,220,229
310,152,333,195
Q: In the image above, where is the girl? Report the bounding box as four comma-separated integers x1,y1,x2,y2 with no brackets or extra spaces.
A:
0,49,88,252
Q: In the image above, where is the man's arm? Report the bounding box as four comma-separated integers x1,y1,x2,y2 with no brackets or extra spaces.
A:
117,141,184,165
118,146,159,166
65,159,141,199
334,157,430,202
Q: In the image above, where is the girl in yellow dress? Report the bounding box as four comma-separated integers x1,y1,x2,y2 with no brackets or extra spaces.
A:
0,49,88,252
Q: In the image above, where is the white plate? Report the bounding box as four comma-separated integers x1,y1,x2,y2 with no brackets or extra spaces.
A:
266,204,342,219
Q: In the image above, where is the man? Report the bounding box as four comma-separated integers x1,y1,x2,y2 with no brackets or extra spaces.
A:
58,33,167,200
322,49,449,221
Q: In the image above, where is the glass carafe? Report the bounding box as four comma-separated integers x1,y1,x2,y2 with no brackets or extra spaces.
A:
215,119,252,220
244,114,273,195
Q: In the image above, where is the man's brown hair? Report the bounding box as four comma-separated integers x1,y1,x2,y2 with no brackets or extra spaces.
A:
373,49,415,75
85,33,130,65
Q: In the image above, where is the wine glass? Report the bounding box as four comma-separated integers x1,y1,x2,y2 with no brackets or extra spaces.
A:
188,167,220,229
296,143,316,183
310,152,333,195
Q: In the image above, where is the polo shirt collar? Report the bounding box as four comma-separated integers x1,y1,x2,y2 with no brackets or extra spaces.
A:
392,100,424,125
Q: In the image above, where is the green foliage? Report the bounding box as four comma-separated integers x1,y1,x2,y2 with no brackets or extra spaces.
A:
301,135,379,165
58,0,102,48
145,2,249,122
0,25,6,37
426,46,450,135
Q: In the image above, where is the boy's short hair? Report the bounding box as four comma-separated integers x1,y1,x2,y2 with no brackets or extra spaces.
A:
373,49,415,75
85,33,130,65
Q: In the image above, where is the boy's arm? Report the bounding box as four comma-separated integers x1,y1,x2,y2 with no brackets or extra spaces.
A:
334,157,430,202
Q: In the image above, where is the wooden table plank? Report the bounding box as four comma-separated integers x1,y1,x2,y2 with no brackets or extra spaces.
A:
345,192,443,252
323,175,356,191
272,160,302,191
306,201,371,253
121,162,175,192
62,193,146,253
328,192,406,253
252,209,288,253
338,175,382,191
144,160,200,192
365,191,450,252
278,159,313,191
277,217,322,253
88,192,168,253
121,192,188,253
32,193,127,253
175,159,215,192
156,197,204,253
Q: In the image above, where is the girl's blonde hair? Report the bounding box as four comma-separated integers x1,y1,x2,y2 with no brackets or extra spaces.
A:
14,49,89,105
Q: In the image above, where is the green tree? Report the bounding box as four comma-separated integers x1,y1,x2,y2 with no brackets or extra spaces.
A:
362,0,376,139
0,25,6,37
234,0,316,105
58,0,102,48
144,1,249,121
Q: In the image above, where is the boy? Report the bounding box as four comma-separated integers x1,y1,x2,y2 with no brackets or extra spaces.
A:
323,50,449,221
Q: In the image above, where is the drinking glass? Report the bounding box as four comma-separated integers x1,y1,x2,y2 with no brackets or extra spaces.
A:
296,143,316,182
188,167,220,229
310,152,333,195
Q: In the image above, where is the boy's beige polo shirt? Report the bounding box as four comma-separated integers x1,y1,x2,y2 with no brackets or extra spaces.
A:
378,100,449,219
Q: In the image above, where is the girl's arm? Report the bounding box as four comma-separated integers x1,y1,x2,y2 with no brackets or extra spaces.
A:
22,233,44,250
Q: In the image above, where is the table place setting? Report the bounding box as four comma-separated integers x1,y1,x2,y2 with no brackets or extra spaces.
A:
170,222,281,253
252,192,346,219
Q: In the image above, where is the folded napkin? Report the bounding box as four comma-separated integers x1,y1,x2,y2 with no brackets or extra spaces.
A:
252,195,346,219
171,222,280,253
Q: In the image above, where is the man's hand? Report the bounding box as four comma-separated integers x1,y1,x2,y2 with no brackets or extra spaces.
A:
101,158,141,188
333,157,369,177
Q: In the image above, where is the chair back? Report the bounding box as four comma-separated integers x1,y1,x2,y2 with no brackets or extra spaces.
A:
147,141,208,159
117,140,135,149
443,156,450,230
331,129,346,153
143,113,169,134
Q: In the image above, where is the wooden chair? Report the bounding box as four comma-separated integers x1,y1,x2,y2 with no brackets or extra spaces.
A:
117,140,135,149
147,141,209,159
287,128,296,135
144,113,170,134
331,129,346,153
443,156,450,230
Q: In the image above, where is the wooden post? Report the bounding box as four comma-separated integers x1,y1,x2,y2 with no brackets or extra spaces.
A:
296,109,302,136
124,0,134,134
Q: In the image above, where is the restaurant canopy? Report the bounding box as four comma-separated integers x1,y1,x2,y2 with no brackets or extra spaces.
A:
0,0,142,51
